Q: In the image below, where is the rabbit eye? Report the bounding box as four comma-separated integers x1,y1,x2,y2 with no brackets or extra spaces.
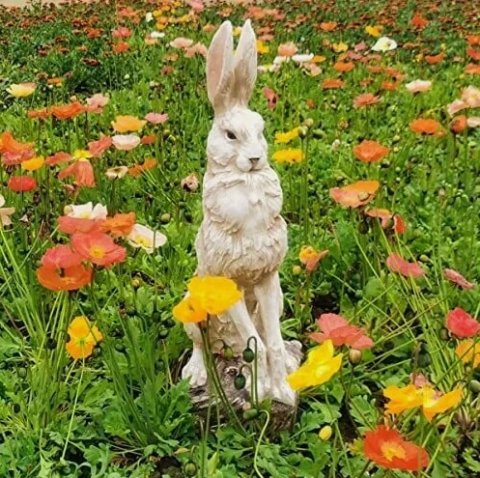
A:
225,130,237,140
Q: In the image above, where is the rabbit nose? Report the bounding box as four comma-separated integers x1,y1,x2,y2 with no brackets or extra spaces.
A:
249,157,260,165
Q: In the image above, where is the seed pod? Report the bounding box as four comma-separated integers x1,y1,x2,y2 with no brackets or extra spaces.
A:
234,373,246,390
439,328,449,341
319,425,333,441
243,347,255,363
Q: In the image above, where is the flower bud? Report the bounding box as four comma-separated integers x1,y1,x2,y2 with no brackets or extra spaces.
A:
319,425,333,441
469,379,480,394
234,373,246,390
348,349,362,365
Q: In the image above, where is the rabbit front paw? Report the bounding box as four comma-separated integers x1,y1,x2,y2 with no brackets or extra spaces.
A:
182,347,208,387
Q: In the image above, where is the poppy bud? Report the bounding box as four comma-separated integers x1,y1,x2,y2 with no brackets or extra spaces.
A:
234,373,246,390
243,408,259,420
184,462,197,476
303,118,314,128
319,425,333,441
298,126,309,138
131,278,141,288
243,347,255,363
223,346,234,360
469,380,480,394
419,254,429,263
349,349,362,365
292,265,302,275
160,213,171,223
439,328,449,340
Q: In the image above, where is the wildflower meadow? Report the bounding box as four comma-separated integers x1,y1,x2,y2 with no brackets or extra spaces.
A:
0,0,480,476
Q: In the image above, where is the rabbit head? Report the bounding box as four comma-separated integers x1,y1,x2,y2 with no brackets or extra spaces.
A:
206,20,267,174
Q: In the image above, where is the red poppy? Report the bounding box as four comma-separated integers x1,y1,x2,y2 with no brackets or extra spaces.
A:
7,176,37,192
58,216,105,235
446,307,480,338
443,268,475,289
59,160,95,188
353,93,380,109
37,264,93,291
71,232,126,267
41,245,82,268
310,313,373,349
410,118,443,135
51,101,85,120
386,253,425,278
393,215,407,234
467,48,480,61
353,140,390,163
363,425,429,471
88,136,112,158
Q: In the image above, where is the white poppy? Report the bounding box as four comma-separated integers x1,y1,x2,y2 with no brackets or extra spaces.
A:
127,224,167,254
371,37,397,52
64,202,108,220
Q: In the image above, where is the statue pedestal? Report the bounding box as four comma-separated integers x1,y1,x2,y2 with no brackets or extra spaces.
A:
190,341,303,432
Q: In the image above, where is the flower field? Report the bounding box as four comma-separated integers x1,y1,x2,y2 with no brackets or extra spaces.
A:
1,0,480,476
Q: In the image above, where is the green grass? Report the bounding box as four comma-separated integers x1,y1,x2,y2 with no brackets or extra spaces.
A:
0,0,479,476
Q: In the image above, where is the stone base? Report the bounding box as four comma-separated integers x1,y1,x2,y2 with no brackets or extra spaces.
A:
190,341,303,432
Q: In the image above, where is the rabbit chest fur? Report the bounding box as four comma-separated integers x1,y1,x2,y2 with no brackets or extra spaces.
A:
196,168,287,286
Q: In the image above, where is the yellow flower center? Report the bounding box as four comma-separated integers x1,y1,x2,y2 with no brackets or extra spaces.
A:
89,245,106,259
137,236,152,248
381,442,406,462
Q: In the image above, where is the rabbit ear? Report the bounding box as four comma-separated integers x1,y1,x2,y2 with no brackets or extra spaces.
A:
231,20,257,106
207,21,235,113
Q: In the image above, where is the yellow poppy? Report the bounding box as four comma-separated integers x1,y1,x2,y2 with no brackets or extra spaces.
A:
421,387,463,422
172,296,208,324
7,82,36,98
256,40,270,55
384,384,424,414
65,316,103,360
272,148,304,164
111,115,147,133
456,340,480,368
365,25,383,37
21,156,44,172
275,127,300,144
287,340,342,391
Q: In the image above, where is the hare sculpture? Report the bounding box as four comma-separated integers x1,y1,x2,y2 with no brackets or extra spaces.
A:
182,20,300,406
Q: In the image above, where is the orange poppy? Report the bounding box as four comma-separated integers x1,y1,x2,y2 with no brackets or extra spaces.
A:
0,131,35,165
381,80,400,91
353,140,390,163
363,425,429,471
425,52,445,65
58,216,105,235
467,35,480,47
37,264,93,291
353,93,380,108
450,115,468,134
101,212,136,237
334,61,354,73
319,21,337,32
322,78,344,89
330,180,380,208
128,158,157,177
465,63,480,75
27,108,51,120
51,101,85,120
467,48,480,61
410,118,443,135
411,13,428,29
113,41,129,54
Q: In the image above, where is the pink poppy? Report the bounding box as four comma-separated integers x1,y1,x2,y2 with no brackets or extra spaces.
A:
58,216,104,235
446,307,480,338
187,0,204,12
170,37,194,49
444,268,475,289
277,42,298,57
185,42,208,58
112,134,140,151
263,87,278,110
85,93,109,113
145,112,169,124
41,244,82,268
310,313,374,349
112,26,131,39
386,253,425,278
88,136,112,158
45,152,72,166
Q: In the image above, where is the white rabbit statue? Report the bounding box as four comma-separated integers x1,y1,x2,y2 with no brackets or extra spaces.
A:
182,19,301,406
